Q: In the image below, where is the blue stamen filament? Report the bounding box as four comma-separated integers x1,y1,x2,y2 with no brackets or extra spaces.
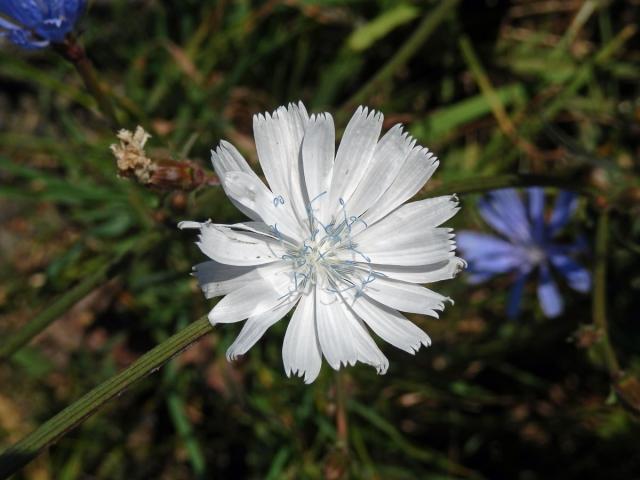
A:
272,195,381,299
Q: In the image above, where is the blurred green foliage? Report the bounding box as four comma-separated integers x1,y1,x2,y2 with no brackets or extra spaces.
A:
1,0,640,479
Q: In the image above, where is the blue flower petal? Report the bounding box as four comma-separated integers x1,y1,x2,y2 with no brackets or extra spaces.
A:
478,189,532,244
537,264,564,318
547,191,577,236
550,253,591,293
527,187,545,242
0,0,43,28
457,231,528,279
0,0,84,48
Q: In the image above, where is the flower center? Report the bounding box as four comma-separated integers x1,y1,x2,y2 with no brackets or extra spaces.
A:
525,244,547,265
279,196,376,298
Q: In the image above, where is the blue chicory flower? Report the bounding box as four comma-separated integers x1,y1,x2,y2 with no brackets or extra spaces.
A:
457,188,591,318
0,0,85,49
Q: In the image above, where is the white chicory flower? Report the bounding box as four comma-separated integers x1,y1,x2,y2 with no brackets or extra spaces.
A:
180,102,464,383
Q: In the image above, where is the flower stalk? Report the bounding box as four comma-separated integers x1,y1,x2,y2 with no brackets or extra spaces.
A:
335,370,349,450
53,35,119,128
0,316,213,479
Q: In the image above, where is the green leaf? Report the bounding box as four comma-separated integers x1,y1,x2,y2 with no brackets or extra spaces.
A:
347,4,419,52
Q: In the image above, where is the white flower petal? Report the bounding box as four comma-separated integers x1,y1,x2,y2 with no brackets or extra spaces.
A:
197,224,286,266
341,227,455,266
315,288,358,370
226,300,297,361
346,124,416,219
211,141,258,179
344,313,389,375
325,106,383,220
282,291,322,383
362,146,439,226
194,260,287,299
367,257,466,284
211,142,265,221
363,276,452,317
209,270,298,324
347,294,431,354
302,113,335,223
221,171,302,239
351,195,459,238
253,103,309,226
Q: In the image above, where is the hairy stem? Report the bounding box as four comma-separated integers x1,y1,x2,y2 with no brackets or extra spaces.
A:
0,317,212,478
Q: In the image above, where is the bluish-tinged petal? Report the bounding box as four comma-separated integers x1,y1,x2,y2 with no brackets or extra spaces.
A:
0,15,20,31
0,1,43,27
548,191,577,236
4,28,49,48
457,231,529,277
550,253,591,293
537,264,564,318
506,271,529,319
0,0,85,47
527,187,545,242
478,189,532,243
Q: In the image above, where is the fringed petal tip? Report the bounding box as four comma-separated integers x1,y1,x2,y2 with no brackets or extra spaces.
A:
286,367,320,385
178,220,208,230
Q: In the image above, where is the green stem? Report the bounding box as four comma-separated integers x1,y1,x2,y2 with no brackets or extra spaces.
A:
593,210,621,378
342,0,459,109
54,36,119,128
419,171,597,199
0,235,159,361
0,317,212,478
335,370,349,451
